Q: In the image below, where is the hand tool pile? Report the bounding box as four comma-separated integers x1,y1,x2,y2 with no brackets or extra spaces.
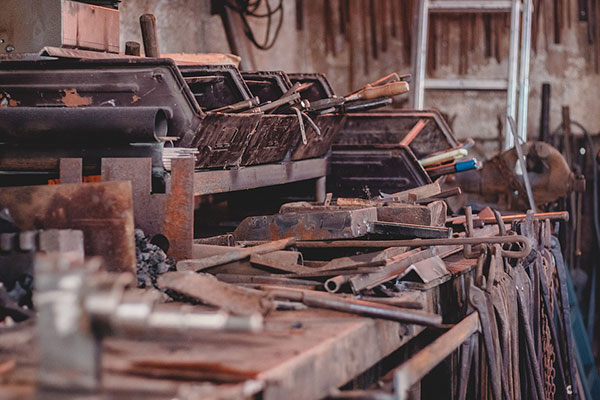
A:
151,182,585,400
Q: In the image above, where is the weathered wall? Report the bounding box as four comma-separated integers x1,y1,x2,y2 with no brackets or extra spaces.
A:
120,1,600,158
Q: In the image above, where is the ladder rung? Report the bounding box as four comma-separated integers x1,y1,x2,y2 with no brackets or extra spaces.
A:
428,1,513,13
424,79,508,91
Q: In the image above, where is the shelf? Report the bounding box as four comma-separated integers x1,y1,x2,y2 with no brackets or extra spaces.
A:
193,158,327,196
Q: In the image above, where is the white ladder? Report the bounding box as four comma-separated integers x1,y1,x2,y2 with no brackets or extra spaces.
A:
411,0,533,149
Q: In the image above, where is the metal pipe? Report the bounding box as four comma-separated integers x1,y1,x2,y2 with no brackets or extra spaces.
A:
505,0,521,149
516,0,533,145
325,275,351,293
177,238,296,272
393,312,480,400
0,107,169,144
266,286,443,327
412,0,429,109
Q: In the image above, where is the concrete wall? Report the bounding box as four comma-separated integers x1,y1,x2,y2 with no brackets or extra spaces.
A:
120,0,600,158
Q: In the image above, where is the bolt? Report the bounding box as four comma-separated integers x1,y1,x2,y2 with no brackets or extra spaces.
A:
5,44,15,53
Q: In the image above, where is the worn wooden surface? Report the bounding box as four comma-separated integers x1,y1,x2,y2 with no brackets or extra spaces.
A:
0,291,429,400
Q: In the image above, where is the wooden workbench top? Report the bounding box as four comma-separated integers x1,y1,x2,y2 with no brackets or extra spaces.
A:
0,292,428,400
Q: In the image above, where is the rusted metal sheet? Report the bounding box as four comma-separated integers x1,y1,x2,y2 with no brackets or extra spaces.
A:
233,208,378,241
100,156,194,260
0,181,136,272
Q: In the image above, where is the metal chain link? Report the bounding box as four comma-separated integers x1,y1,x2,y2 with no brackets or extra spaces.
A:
541,257,557,400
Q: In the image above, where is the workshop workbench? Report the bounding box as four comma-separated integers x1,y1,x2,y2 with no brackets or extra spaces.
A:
0,292,428,400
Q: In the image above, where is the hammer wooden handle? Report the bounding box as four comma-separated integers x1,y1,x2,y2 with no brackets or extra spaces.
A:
359,81,410,99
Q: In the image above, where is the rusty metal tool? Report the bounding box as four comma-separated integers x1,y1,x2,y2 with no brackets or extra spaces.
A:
450,211,570,226
290,235,532,259
140,14,160,57
468,283,502,400
348,248,436,293
344,81,410,102
158,271,274,316
514,264,546,399
177,238,296,272
393,312,480,400
262,286,443,327
249,252,315,274
216,273,320,288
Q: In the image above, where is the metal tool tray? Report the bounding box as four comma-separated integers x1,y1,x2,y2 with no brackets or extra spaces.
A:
0,58,204,147
334,110,459,159
178,64,253,111
241,70,293,102
288,72,335,101
327,145,432,198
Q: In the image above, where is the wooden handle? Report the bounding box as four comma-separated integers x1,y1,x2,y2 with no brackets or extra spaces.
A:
359,81,409,100
125,41,141,56
140,14,160,58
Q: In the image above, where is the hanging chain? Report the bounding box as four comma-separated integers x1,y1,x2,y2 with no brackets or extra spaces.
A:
541,256,557,400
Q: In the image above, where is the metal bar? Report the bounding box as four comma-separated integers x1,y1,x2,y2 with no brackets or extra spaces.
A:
517,0,533,146
265,286,443,326
428,1,513,12
424,78,508,90
176,238,296,272
505,0,522,149
449,211,569,225
194,158,327,196
393,312,480,400
287,235,532,259
412,0,429,109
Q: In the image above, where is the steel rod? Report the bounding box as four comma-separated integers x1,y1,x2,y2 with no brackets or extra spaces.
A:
393,312,480,400
177,238,296,272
